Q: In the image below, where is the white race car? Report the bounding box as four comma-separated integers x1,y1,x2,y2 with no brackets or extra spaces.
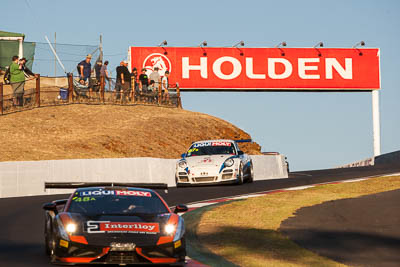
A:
175,139,254,186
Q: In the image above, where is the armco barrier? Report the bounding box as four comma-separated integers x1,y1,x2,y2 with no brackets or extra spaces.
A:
0,155,288,198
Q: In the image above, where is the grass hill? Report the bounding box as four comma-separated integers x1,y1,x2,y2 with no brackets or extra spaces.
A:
0,105,261,162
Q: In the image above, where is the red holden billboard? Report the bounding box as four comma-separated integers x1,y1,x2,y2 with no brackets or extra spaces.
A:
129,47,380,90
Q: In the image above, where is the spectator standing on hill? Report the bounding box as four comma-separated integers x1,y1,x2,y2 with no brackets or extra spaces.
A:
94,60,102,82
162,70,170,102
9,56,25,106
115,61,131,100
139,68,149,93
149,67,160,92
131,68,138,92
100,60,111,91
77,54,92,81
115,61,123,99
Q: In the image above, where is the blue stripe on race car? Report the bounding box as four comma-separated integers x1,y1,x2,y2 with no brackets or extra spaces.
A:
219,164,225,173
219,155,239,173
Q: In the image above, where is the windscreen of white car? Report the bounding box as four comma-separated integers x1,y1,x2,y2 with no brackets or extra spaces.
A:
186,141,236,157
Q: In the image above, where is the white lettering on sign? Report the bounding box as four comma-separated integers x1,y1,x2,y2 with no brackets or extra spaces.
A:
182,57,208,79
212,57,242,80
180,56,354,81
298,58,320,79
245,58,266,79
325,58,352,79
267,58,293,79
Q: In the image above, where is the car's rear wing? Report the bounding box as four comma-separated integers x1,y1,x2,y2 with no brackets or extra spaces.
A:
234,139,252,143
44,182,169,192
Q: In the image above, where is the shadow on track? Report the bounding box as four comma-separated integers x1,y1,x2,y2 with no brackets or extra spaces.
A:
280,189,400,267
279,229,400,267
191,224,326,266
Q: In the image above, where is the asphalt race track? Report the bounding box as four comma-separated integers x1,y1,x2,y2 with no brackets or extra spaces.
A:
280,189,400,267
0,162,399,267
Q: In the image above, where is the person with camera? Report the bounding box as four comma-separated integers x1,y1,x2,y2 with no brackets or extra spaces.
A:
9,56,26,106
9,56,38,106
19,58,36,77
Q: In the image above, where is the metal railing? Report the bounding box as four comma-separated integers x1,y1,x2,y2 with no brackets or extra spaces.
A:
0,74,182,115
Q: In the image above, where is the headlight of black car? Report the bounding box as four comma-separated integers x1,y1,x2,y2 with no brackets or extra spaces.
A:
165,223,176,235
56,217,77,241
163,217,185,242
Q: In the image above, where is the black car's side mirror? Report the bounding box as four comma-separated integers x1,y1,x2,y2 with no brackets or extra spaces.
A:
238,151,244,156
42,199,67,214
173,204,188,214
42,202,58,212
53,199,68,206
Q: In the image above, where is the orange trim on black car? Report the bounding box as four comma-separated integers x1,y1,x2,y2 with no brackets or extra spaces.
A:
136,248,178,264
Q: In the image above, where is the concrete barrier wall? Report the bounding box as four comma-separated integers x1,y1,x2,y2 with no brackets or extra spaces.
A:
251,155,288,180
0,155,288,198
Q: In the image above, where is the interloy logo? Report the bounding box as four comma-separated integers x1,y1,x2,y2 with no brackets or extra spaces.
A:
86,221,160,234
130,47,380,90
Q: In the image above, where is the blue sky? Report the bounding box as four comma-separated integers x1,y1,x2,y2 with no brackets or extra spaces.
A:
3,0,400,171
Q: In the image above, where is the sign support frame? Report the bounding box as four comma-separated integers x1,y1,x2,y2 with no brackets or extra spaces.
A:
372,90,381,157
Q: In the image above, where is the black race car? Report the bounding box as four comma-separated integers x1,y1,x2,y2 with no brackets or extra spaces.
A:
42,182,188,265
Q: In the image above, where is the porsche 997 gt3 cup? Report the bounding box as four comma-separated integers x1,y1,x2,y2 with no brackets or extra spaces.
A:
42,183,188,265
175,140,254,186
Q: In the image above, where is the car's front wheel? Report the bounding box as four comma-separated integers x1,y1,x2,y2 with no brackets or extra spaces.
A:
177,253,186,266
45,231,56,256
247,162,254,183
44,216,54,256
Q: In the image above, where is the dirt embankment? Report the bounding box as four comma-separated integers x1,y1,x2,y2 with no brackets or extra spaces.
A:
0,105,261,161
